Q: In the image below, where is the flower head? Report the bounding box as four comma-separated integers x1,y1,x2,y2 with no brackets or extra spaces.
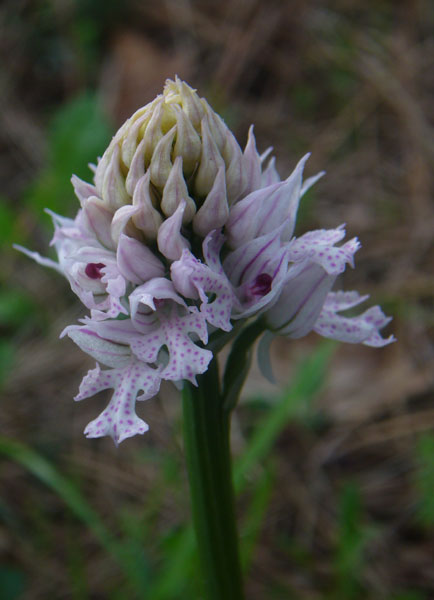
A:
17,78,395,444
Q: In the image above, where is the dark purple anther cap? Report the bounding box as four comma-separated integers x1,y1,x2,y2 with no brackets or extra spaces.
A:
85,263,105,279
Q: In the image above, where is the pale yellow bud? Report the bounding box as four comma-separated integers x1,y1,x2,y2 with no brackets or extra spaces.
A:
161,156,196,223
121,112,150,168
201,99,227,151
142,100,164,165
111,204,142,244
102,144,129,210
194,117,225,198
131,172,163,241
172,105,201,175
149,125,176,189
193,166,228,237
125,138,146,196
165,77,205,128
222,132,247,204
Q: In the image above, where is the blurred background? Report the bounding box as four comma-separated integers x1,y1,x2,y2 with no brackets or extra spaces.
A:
1,1,434,598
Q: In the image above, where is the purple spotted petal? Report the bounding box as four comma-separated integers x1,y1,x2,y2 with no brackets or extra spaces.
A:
313,291,395,347
321,290,370,312
171,249,234,332
75,360,161,444
90,295,129,321
171,230,236,331
126,277,212,382
288,226,360,275
129,304,212,384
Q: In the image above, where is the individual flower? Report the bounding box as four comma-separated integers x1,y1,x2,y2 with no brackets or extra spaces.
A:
16,78,394,444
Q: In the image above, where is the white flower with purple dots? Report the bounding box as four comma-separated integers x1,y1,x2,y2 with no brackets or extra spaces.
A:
16,78,395,444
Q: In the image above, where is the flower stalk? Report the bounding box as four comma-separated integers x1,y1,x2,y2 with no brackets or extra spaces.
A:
182,359,245,600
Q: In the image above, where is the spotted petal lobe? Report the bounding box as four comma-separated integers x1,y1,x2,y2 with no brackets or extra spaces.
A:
313,291,395,347
171,230,235,331
129,305,212,384
288,226,360,275
75,360,161,444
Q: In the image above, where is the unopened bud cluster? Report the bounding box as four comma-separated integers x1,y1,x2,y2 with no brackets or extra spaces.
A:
76,78,249,251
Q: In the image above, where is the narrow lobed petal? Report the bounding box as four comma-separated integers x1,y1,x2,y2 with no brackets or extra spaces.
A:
171,244,235,332
76,360,161,445
288,226,360,275
313,291,395,347
129,305,212,385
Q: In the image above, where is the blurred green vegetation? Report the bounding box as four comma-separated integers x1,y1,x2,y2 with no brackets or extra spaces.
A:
415,435,434,528
25,93,111,218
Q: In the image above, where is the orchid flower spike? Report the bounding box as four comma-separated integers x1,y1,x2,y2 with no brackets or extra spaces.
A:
16,78,395,445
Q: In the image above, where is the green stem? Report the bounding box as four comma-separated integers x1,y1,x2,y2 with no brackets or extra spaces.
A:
182,359,245,600
222,317,266,413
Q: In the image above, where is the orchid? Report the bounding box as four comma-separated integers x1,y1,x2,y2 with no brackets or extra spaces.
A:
17,77,394,446
16,77,395,600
